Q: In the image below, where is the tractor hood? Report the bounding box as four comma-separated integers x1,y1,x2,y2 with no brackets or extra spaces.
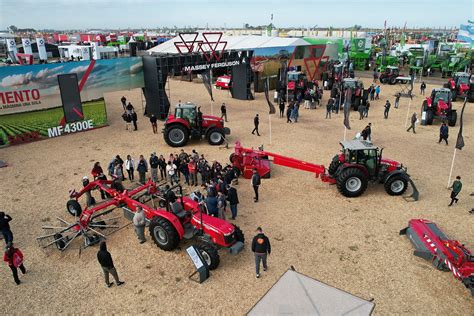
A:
192,212,234,236
460,83,470,93
381,158,401,168
202,114,223,123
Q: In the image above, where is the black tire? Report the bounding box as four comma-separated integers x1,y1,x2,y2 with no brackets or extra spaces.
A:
232,166,241,178
206,128,225,146
336,168,368,198
229,153,235,164
384,174,408,196
451,92,457,102
66,200,82,217
328,155,341,175
149,217,180,251
389,76,397,85
232,225,245,243
164,124,189,147
448,111,457,127
158,200,166,208
380,77,387,84
54,233,66,250
426,110,434,125
196,242,220,270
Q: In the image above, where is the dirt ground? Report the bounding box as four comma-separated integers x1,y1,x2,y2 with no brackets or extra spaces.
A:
0,77,473,314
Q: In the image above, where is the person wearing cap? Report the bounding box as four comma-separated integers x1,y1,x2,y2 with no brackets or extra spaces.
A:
149,153,159,183
132,206,146,244
3,242,26,285
251,227,271,278
220,103,228,122
251,168,261,202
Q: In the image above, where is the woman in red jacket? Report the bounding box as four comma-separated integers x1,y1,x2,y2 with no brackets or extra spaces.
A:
3,243,27,285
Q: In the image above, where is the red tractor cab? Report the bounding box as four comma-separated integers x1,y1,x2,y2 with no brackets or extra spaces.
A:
448,72,472,101
379,66,407,85
231,140,417,199
215,75,231,89
422,88,457,126
163,102,230,147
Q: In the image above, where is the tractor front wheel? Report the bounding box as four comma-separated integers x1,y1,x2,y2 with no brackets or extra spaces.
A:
384,174,408,196
447,111,457,127
66,200,82,217
425,110,434,125
149,217,180,251
164,124,189,147
336,168,368,198
207,129,225,146
196,242,220,270
389,77,397,85
328,155,341,175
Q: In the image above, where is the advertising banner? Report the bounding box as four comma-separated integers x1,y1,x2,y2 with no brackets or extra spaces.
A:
0,57,144,146
21,38,33,55
91,42,100,60
36,37,47,61
6,38,18,61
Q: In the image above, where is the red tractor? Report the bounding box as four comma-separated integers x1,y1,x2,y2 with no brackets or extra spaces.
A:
38,179,244,270
447,72,472,102
163,102,230,147
230,141,418,199
400,219,474,296
215,75,231,89
379,66,408,85
422,88,457,126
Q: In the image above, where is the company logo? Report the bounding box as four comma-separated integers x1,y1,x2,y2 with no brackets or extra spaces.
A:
9,40,15,46
39,39,44,45
174,32,227,62
24,40,30,45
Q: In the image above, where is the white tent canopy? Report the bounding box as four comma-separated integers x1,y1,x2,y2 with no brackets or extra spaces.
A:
147,33,309,55
248,269,375,316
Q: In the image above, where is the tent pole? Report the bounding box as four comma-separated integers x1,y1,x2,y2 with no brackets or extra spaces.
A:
404,98,411,128
269,113,272,145
447,148,457,188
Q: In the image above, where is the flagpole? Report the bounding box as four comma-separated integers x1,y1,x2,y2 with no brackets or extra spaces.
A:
447,148,457,188
210,68,214,115
344,126,347,140
404,98,411,128
269,113,272,145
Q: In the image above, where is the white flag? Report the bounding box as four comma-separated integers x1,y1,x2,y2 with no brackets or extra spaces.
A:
36,37,47,60
22,38,33,55
90,42,100,60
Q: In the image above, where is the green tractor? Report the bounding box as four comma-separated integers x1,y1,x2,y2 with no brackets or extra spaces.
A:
376,55,398,72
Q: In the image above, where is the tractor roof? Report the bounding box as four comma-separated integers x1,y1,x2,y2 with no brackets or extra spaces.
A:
340,140,377,151
454,72,470,77
175,102,197,109
433,88,451,93
387,66,399,69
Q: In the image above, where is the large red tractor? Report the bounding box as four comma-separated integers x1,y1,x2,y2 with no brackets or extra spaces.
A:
400,219,474,296
230,141,418,199
379,66,408,85
447,72,472,102
163,102,230,147
422,88,457,126
38,179,244,270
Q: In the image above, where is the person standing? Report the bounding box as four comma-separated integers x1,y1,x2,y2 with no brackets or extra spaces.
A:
131,109,138,131
358,103,366,120
251,114,260,136
406,112,417,133
125,155,135,181
251,227,271,279
286,103,293,123
188,158,198,186
373,69,378,83
149,114,158,134
137,155,148,184
166,161,178,185
0,212,13,244
279,98,285,118
326,98,333,119
420,81,426,95
226,183,239,220
364,101,370,118
205,195,219,217
120,96,127,110
384,100,391,119
158,155,167,181
448,176,462,206
132,206,146,244
149,153,159,183
220,103,228,122
217,192,226,220
362,123,372,141
97,241,125,287
179,159,190,185
3,243,26,285
251,168,261,202
375,85,381,100
394,93,401,109
439,122,449,145
369,85,376,101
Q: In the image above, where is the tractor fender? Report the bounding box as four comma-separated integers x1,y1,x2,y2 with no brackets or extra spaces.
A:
337,163,369,177
150,210,185,239
205,125,222,136
383,169,409,184
164,118,191,131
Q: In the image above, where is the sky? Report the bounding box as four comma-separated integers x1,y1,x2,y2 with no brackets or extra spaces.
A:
0,0,472,30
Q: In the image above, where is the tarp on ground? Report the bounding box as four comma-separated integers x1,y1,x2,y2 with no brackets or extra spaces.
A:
248,269,375,316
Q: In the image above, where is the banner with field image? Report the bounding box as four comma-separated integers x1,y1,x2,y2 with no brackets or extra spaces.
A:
0,57,144,146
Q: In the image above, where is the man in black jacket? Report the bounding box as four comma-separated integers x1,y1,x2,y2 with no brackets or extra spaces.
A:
251,168,261,202
251,227,271,278
251,114,260,136
226,183,239,220
97,241,124,287
0,212,13,244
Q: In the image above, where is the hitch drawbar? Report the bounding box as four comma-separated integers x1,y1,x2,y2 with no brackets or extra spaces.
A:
401,219,474,296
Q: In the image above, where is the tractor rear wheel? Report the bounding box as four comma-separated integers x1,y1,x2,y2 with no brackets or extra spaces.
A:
389,76,397,85
149,217,180,251
66,200,82,217
336,168,368,198
384,174,408,196
425,110,434,125
447,111,457,127
233,225,245,243
229,153,235,164
164,124,189,147
328,155,341,175
206,129,225,146
196,242,220,270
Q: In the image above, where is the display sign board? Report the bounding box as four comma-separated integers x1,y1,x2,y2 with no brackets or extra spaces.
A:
21,38,33,55
186,245,209,283
36,37,47,61
58,74,84,123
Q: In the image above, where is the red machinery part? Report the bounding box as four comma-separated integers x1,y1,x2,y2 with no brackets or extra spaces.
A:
400,219,474,296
